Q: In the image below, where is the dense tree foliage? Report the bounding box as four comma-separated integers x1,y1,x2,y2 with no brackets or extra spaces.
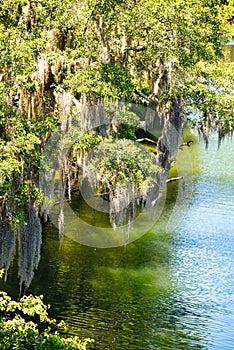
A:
0,0,232,173
0,271,92,349
0,0,234,285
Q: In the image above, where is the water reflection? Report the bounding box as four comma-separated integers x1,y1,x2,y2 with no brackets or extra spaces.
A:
28,229,210,349
1,136,234,349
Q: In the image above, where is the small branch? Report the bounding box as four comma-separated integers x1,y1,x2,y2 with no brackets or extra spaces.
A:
94,192,109,197
136,138,157,145
134,89,150,102
126,46,146,53
179,140,194,149
53,199,70,206
166,176,184,183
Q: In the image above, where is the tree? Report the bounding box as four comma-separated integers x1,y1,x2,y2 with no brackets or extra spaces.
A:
0,271,93,350
0,0,233,244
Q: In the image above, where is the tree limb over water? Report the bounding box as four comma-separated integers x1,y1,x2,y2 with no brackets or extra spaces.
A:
166,176,185,184
134,90,151,102
179,140,194,149
0,0,233,286
136,138,158,145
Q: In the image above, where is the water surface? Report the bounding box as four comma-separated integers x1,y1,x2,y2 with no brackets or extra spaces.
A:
1,135,234,349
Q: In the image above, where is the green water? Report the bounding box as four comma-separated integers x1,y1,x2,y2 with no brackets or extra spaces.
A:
1,135,234,349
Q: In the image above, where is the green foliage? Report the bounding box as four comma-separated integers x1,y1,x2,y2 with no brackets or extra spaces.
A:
0,104,56,184
0,2,233,343
0,181,9,195
0,0,233,215
12,210,26,228
88,139,161,193
185,61,234,139
100,62,134,100
63,62,134,100
0,0,232,119
0,280,93,350
107,106,140,140
13,183,44,206
73,132,103,153
113,123,137,140
117,107,140,127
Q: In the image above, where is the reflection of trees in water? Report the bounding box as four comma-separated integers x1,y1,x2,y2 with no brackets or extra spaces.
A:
0,101,182,291
29,227,209,350
0,31,184,288
0,187,210,349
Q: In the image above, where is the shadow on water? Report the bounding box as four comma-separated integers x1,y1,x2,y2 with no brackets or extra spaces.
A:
23,226,209,349
1,135,234,349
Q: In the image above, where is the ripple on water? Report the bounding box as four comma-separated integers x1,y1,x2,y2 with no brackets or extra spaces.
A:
172,148,234,349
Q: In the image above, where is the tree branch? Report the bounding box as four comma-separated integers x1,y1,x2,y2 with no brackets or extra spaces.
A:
134,89,150,102
179,140,194,149
136,138,157,145
127,46,146,53
53,199,70,206
166,176,184,183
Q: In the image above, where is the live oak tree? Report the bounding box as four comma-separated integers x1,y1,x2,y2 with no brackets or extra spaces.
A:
0,0,233,285
0,0,232,179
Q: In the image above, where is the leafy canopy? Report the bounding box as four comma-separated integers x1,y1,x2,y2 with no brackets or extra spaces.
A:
0,270,93,350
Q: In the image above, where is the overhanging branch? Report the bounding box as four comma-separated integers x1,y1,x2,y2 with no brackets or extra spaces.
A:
179,140,194,149
136,138,157,145
166,176,184,183
134,89,150,102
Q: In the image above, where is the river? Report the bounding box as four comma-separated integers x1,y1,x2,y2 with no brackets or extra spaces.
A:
1,135,234,350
